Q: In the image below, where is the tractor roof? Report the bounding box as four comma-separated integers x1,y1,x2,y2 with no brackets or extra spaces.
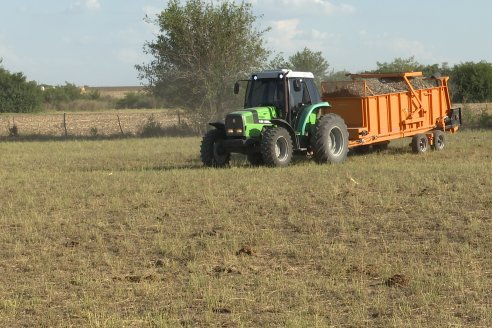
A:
252,69,314,80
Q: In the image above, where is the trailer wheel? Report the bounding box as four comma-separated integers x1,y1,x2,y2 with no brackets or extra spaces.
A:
411,134,429,154
200,129,231,167
261,127,293,167
313,114,349,164
247,152,264,166
432,130,445,151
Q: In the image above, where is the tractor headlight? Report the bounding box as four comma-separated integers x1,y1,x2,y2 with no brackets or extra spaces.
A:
236,129,243,134
227,128,234,135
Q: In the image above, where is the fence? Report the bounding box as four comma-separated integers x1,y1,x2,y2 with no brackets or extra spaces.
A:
0,111,187,137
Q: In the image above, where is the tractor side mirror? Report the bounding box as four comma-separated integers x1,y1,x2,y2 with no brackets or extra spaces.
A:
293,79,301,92
234,82,240,94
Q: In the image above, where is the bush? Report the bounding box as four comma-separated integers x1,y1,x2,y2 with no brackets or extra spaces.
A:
42,83,83,105
39,83,116,111
116,92,160,109
478,112,492,128
43,99,116,112
451,61,492,103
138,114,164,137
0,65,42,113
8,124,19,137
138,114,197,137
461,105,492,129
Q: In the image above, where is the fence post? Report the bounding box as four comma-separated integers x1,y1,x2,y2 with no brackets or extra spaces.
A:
63,113,68,137
117,115,124,135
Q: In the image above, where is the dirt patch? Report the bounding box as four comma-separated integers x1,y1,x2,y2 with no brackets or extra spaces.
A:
323,77,437,97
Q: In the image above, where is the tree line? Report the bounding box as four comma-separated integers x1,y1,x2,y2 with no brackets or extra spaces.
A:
2,0,492,114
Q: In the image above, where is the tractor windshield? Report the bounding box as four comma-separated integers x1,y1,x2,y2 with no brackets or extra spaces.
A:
245,78,285,112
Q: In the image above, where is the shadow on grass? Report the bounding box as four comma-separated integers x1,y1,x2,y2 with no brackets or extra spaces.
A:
0,132,200,143
0,134,134,143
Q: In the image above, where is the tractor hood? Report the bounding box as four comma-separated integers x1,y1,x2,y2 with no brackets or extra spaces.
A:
225,106,279,138
227,106,279,124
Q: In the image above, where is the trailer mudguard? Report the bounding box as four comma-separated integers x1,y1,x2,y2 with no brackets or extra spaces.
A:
296,102,331,135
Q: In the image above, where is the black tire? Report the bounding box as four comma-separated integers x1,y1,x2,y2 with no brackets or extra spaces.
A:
261,127,293,167
373,141,389,152
432,130,445,151
200,129,230,167
313,114,349,164
411,133,429,154
247,152,264,166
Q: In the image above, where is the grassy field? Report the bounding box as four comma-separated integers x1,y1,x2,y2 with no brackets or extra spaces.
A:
0,129,491,327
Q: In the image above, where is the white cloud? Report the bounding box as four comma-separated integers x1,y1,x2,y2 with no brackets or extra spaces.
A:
85,0,101,10
266,18,339,58
66,0,101,13
390,37,436,62
255,0,355,15
284,0,354,14
267,19,303,52
309,28,331,41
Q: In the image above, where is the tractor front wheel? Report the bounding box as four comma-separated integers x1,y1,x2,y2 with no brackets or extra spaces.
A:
200,129,231,167
313,114,349,164
261,127,293,167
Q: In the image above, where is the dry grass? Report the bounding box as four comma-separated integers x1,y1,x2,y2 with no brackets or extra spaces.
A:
0,130,491,327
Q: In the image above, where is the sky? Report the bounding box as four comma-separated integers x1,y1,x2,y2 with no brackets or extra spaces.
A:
1,0,491,86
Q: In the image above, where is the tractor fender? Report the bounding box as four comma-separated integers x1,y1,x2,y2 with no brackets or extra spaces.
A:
269,118,300,149
297,102,331,135
209,121,226,134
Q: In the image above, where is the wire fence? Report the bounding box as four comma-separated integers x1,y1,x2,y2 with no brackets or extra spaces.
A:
0,111,189,137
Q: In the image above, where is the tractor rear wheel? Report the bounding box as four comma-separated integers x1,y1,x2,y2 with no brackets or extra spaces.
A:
411,134,429,153
200,129,231,167
432,130,445,151
261,127,293,167
313,114,349,164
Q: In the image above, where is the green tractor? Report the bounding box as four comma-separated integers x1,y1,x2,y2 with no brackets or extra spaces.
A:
200,69,349,167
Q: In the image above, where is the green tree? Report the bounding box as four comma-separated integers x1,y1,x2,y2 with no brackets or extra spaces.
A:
452,61,492,102
421,62,452,77
288,47,329,86
0,60,42,113
266,53,290,70
326,69,351,81
42,83,83,106
372,56,425,73
136,0,269,123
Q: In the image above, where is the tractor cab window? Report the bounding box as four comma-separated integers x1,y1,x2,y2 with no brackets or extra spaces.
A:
289,79,312,112
245,79,285,113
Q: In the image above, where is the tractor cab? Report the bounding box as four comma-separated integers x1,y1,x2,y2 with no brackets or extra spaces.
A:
235,69,322,127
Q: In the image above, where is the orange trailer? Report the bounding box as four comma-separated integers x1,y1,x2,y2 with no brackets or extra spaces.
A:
320,72,461,152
